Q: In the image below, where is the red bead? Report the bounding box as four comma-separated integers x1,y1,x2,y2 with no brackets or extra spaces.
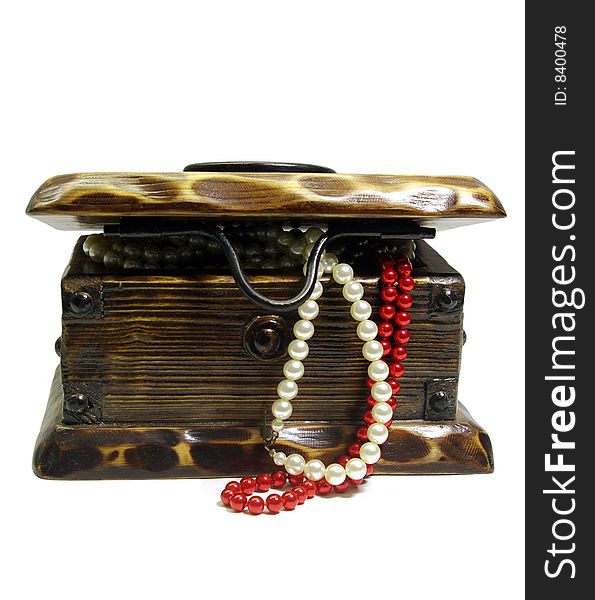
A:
348,442,362,457
384,419,393,428
378,321,394,338
378,304,396,321
240,477,257,495
380,340,392,356
394,329,411,345
387,378,401,394
271,470,287,488
379,256,395,269
230,493,247,512
302,480,317,498
387,397,398,409
399,276,415,292
363,410,375,425
282,491,298,510
397,263,412,277
288,474,305,486
367,394,376,407
348,478,364,486
380,286,398,303
256,473,272,492
392,345,407,361
293,486,307,504
338,454,350,467
367,377,376,389
225,481,241,493
389,362,404,378
266,493,283,513
394,311,411,327
365,464,375,477
334,481,350,493
356,426,369,442
381,268,398,285
220,489,235,506
316,480,332,495
247,495,265,515
397,293,413,310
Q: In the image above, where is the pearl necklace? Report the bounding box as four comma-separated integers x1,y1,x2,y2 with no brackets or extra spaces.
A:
268,256,389,485
220,244,414,514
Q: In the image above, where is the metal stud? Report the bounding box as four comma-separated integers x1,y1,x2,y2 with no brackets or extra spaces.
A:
436,288,458,311
68,291,93,315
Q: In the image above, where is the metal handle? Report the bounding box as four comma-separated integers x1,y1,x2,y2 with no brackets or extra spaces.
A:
183,161,336,174
105,219,434,312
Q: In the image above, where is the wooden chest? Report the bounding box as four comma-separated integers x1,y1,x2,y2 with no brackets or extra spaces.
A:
28,163,505,479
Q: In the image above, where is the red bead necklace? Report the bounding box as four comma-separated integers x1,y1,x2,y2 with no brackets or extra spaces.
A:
220,253,414,514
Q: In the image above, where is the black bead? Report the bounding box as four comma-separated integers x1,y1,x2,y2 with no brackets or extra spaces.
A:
143,245,161,264
177,246,194,265
161,247,179,265
123,242,143,259
188,235,207,249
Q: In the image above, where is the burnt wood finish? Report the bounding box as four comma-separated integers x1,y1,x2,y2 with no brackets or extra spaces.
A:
59,239,464,425
26,172,505,231
28,168,502,480
33,368,493,479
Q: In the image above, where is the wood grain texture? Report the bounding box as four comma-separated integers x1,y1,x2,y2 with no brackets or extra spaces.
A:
26,172,505,231
33,368,493,479
60,239,464,424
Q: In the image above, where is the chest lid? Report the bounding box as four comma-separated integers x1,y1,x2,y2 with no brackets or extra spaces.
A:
26,162,505,231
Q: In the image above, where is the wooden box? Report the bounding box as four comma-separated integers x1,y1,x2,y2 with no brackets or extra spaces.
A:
28,163,505,479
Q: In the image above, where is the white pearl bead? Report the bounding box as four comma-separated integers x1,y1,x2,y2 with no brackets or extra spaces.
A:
288,339,309,360
345,457,367,480
305,227,324,244
371,381,392,402
309,281,323,300
321,252,339,274
360,441,381,464
350,300,372,321
272,399,293,420
332,263,354,284
298,300,319,320
367,423,389,444
303,241,315,259
371,401,393,424
293,319,314,341
304,459,326,481
357,320,378,341
368,360,389,381
324,463,347,485
285,453,306,475
273,451,287,466
83,234,103,255
342,280,364,302
303,260,325,279
277,379,298,400
362,340,384,361
271,419,285,433
283,359,304,381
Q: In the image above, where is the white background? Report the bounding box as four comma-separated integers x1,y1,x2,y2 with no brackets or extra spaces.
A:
1,2,524,598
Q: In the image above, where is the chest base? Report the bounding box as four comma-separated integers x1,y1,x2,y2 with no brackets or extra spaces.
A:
33,368,493,479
